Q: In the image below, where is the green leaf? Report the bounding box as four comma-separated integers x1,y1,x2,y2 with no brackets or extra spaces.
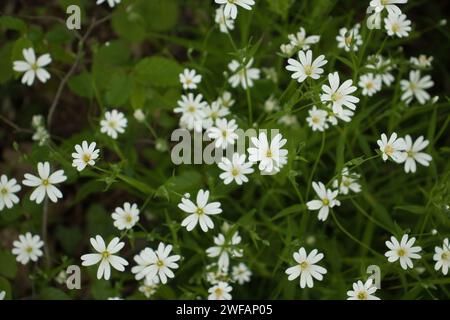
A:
87,204,115,237
68,72,94,98
105,72,132,106
133,57,183,88
395,205,426,215
0,251,17,279
55,226,83,254
0,16,27,33
0,43,14,84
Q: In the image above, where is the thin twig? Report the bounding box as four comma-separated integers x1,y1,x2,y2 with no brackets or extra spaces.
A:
47,14,113,129
0,114,34,133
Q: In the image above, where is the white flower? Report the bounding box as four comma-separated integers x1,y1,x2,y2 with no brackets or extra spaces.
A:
410,55,433,69
72,141,100,172
32,115,45,129
13,48,51,86
263,95,280,113
327,106,355,124
206,232,243,271
207,118,239,149
401,135,432,173
218,153,254,185
232,263,251,285
280,43,296,57
248,132,288,174
111,202,140,230
22,162,67,204
306,106,329,132
174,93,207,132
332,167,361,195
377,132,406,163
215,0,255,20
306,181,340,221
208,281,232,300
215,6,235,32
81,236,128,280
0,291,4,300
286,50,327,83
203,101,230,129
347,278,380,300
178,189,222,232
336,24,363,52
100,109,127,139
385,234,421,270
366,55,395,86
358,74,382,96
217,91,235,108
288,27,320,51
0,175,21,211
278,115,298,127
433,238,449,275
12,233,44,265
133,109,146,122
285,247,327,288
400,70,434,105
139,277,159,298
384,13,411,38
131,242,181,284
32,127,50,146
179,68,202,90
228,58,260,89
321,72,360,113
96,0,120,8
370,0,407,15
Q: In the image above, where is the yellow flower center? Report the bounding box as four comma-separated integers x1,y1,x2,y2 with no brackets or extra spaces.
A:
345,35,353,46
331,91,343,102
102,251,110,259
343,180,351,187
185,78,192,85
266,149,273,158
188,105,196,113
397,248,406,257
222,130,228,138
31,63,38,71
381,0,389,5
406,150,414,158
409,83,417,91
299,261,309,270
366,82,374,89
384,144,394,156
441,251,449,260
231,168,239,177
215,288,223,297
304,65,313,76
322,198,330,206
211,111,218,119
42,179,50,186
312,116,320,124
357,291,368,300
26,246,33,253
82,153,91,163
391,23,400,33
108,120,117,129
156,259,164,267
125,214,133,223
196,207,204,215
0,188,7,195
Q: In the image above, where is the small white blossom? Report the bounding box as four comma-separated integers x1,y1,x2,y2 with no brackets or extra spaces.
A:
288,27,320,51
377,133,406,163
72,141,100,172
332,167,362,195
306,181,340,221
248,132,288,174
208,281,232,300
433,238,449,275
232,263,251,285
96,0,121,8
0,175,21,211
358,74,382,96
218,153,254,185
285,247,327,288
178,189,222,232
410,55,433,69
174,93,207,132
111,202,140,230
228,58,260,89
306,106,329,132
179,69,202,90
321,72,360,113
401,135,432,173
385,13,411,38
336,24,363,52
347,278,380,300
22,162,67,204
286,50,327,83
400,70,434,105
100,109,128,139
215,0,255,20
13,48,51,86
206,232,243,271
12,233,44,265
385,234,421,270
207,118,239,149
81,235,128,280
215,6,235,32
131,242,181,284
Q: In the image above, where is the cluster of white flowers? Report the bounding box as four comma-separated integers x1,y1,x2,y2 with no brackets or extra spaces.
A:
377,132,432,173
280,27,320,58
31,115,50,146
366,0,411,38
